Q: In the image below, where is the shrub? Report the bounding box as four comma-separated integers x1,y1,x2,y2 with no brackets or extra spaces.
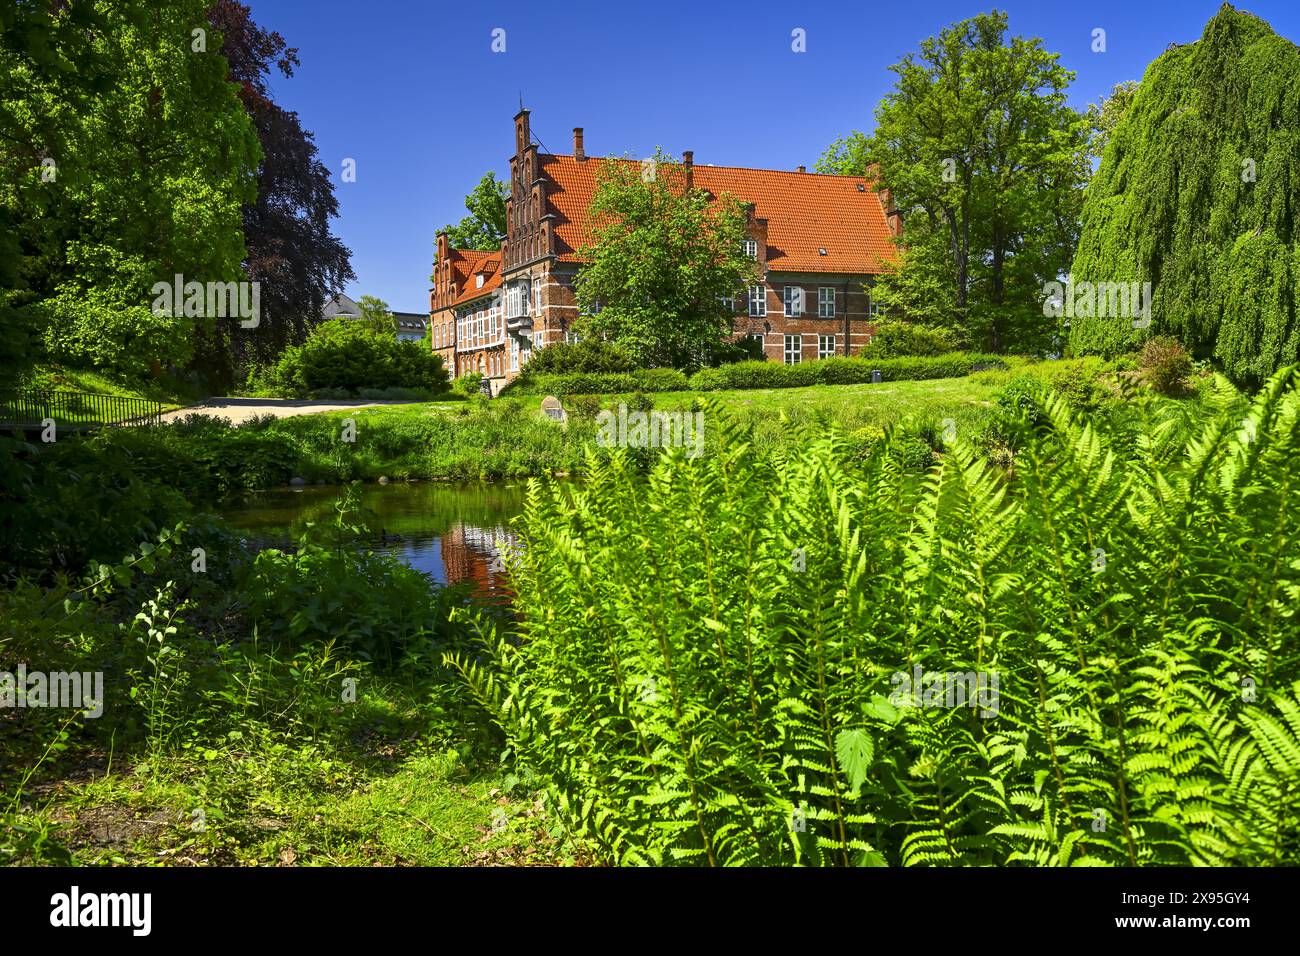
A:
268,318,449,395
687,353,1006,391
451,371,485,398
860,320,958,358
451,367,1300,866
704,336,766,366
37,288,193,378
524,339,637,374
505,368,690,396
1139,336,1194,395
566,394,604,421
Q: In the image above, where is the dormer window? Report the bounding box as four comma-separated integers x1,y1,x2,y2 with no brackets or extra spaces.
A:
476,274,484,288
743,239,758,259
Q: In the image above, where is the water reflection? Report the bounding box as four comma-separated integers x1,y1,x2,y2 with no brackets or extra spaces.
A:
220,481,530,605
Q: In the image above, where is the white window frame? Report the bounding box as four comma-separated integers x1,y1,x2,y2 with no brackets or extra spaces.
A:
818,334,836,359
533,330,543,350
783,286,804,316
783,334,802,365
719,293,736,312
507,284,522,319
743,239,758,259
533,278,541,314
510,338,520,370
869,297,887,320
475,273,484,288
818,286,836,319
749,285,767,317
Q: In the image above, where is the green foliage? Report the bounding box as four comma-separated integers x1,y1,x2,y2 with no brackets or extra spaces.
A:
575,149,759,368
1069,5,1300,388
2,0,260,384
524,339,638,375
504,368,689,397
687,353,1005,391
826,11,1090,352
449,367,1300,865
266,317,449,395
1139,336,1194,396
1085,80,1139,160
355,295,397,334
861,321,959,358
242,540,467,668
36,286,194,377
437,171,508,252
451,371,485,398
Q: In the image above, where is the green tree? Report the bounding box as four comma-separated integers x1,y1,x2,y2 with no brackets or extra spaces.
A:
1,0,261,384
438,171,507,251
1069,4,1300,388
574,149,758,368
1084,80,1139,161
824,11,1090,353
356,294,395,334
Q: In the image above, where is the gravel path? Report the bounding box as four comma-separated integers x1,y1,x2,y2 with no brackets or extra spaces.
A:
160,397,417,425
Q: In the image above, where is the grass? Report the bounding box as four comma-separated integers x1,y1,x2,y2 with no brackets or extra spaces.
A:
21,366,206,411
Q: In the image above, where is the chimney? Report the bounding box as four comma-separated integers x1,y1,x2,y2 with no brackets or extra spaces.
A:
514,108,531,157
573,127,585,162
796,165,806,173
683,149,694,189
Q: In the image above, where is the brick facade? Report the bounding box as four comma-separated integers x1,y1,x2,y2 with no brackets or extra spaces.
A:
430,109,898,389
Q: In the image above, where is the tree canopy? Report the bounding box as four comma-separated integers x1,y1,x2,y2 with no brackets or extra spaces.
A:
1069,3,1300,388
820,11,1090,354
574,150,758,369
208,0,355,375
438,171,508,252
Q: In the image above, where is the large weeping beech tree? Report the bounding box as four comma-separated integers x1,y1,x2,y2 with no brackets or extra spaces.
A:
1069,4,1300,388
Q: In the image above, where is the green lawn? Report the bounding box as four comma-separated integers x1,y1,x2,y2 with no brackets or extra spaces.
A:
23,366,206,411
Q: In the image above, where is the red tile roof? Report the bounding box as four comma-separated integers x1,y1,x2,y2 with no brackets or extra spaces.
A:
539,155,896,274
448,249,501,307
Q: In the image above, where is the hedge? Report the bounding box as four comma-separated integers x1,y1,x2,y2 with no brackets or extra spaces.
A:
686,353,1006,391
502,368,690,396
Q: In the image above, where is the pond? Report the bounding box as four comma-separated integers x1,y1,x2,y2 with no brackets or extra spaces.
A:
221,481,531,605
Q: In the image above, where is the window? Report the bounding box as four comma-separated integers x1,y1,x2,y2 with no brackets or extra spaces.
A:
869,297,887,320
747,333,764,354
565,329,580,344
784,334,802,365
783,286,804,316
507,284,522,319
749,285,767,317
719,293,736,312
818,287,836,318
533,278,541,314
818,334,836,359
510,338,520,371
533,330,543,350
475,273,484,289
743,239,758,259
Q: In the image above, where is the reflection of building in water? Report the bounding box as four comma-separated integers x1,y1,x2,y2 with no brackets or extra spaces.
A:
439,523,521,602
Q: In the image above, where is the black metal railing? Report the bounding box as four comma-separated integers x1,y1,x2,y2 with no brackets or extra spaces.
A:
0,389,164,432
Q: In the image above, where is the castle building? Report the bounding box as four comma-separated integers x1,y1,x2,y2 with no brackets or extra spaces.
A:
430,109,899,390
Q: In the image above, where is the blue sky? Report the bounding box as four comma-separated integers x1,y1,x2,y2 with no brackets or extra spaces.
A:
249,0,1300,313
